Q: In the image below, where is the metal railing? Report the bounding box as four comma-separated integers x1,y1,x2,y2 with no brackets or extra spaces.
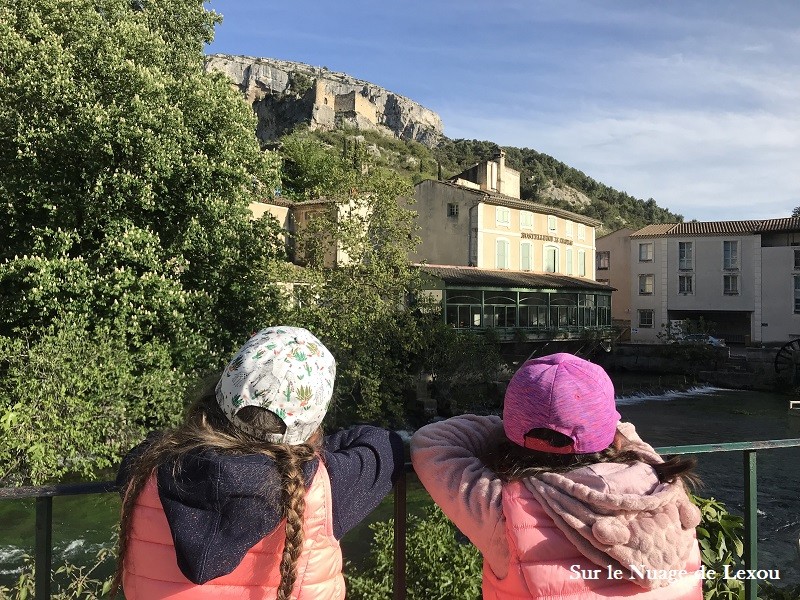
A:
2,439,799,600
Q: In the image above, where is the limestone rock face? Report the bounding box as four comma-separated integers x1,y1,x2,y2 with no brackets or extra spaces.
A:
541,181,593,208
204,54,444,147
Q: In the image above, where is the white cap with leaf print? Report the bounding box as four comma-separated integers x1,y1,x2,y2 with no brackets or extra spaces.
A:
216,326,336,445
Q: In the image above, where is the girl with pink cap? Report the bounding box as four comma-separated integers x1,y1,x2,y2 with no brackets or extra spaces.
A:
412,352,702,599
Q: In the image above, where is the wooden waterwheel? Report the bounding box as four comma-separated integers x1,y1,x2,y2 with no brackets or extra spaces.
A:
774,339,800,373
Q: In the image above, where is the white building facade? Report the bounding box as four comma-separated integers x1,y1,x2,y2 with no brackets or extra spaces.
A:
629,219,800,345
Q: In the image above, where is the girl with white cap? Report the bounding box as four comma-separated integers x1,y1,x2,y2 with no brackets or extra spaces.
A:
114,326,403,599
412,352,702,599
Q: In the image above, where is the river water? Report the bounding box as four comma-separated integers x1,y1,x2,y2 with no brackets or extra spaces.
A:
1,385,799,588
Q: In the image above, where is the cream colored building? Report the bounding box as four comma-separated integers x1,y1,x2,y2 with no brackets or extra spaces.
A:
628,218,800,345
595,228,634,323
411,152,601,279
408,153,613,336
250,198,370,268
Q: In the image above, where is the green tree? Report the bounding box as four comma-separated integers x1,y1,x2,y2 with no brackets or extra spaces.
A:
277,132,433,425
0,0,284,483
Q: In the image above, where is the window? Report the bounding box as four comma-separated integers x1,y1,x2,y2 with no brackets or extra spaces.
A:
578,250,586,276
520,242,532,271
496,206,510,226
597,251,610,270
639,243,653,262
447,203,459,218
679,241,693,270
520,211,533,229
638,309,654,328
565,221,574,237
723,241,739,270
639,274,654,295
679,274,693,294
597,278,610,285
548,215,557,233
496,239,510,269
566,248,573,275
578,224,586,240
795,249,800,270
544,246,558,273
723,274,739,295
795,276,800,313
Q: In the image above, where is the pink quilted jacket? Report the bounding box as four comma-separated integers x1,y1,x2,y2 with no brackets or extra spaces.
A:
411,415,702,599
123,461,345,600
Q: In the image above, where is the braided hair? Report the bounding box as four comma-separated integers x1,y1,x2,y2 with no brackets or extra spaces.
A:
112,380,321,599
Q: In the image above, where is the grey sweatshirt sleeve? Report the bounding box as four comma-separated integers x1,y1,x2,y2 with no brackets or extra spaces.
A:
321,425,405,540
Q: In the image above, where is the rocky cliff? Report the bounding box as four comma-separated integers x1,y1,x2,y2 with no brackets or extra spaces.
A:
204,54,444,147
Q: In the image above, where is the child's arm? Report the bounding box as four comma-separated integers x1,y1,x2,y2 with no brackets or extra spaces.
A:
410,415,509,578
321,426,404,540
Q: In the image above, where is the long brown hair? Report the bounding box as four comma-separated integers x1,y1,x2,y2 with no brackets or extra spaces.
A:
112,379,322,600
482,427,699,488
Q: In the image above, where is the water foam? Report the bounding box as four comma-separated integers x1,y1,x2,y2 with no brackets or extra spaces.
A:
615,385,731,406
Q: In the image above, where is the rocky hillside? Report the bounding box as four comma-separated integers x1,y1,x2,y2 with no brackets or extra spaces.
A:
205,55,682,232
205,54,443,148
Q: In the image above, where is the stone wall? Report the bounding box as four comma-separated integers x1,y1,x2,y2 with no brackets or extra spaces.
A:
204,54,444,147
598,344,790,393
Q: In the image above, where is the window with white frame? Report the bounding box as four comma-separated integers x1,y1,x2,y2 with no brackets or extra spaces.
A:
679,241,693,270
544,245,558,273
566,248,573,275
723,274,739,295
578,250,586,276
639,274,654,295
520,242,532,271
578,224,586,240
723,241,739,270
565,221,574,237
639,243,653,262
496,239,510,269
520,211,533,229
638,309,654,328
795,275,800,313
496,206,510,226
597,251,610,270
679,274,693,294
548,215,557,233
447,203,459,218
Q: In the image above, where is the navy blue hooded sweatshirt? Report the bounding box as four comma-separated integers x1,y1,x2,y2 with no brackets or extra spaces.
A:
117,425,404,584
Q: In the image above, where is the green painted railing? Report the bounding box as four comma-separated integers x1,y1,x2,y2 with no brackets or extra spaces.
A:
2,438,799,600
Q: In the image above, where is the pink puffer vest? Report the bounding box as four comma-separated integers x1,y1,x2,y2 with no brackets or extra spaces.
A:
123,461,345,600
482,480,702,600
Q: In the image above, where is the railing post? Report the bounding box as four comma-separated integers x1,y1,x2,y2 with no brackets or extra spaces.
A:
743,450,757,600
35,496,53,600
393,469,407,600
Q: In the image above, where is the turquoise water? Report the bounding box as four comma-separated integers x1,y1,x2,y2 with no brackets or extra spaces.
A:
2,386,799,588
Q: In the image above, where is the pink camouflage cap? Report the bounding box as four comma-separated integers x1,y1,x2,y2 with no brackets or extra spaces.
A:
503,353,620,454
216,326,336,445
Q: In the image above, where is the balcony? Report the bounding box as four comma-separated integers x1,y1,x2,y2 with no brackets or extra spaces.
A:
2,439,799,600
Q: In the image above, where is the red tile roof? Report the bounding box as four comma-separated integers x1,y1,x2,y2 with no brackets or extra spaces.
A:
631,217,800,237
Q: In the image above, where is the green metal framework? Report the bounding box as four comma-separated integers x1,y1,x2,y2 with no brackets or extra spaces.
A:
1,439,798,600
443,288,612,333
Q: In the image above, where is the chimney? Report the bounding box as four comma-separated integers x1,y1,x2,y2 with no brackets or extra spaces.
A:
494,150,505,194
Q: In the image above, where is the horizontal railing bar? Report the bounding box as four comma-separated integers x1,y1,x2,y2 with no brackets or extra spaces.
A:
2,439,799,500
655,438,800,455
0,480,117,500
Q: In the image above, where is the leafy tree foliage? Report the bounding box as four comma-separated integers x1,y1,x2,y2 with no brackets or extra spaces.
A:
277,131,436,425
0,0,284,483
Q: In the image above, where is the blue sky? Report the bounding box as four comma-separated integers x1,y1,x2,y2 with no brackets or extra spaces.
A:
206,1,800,222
